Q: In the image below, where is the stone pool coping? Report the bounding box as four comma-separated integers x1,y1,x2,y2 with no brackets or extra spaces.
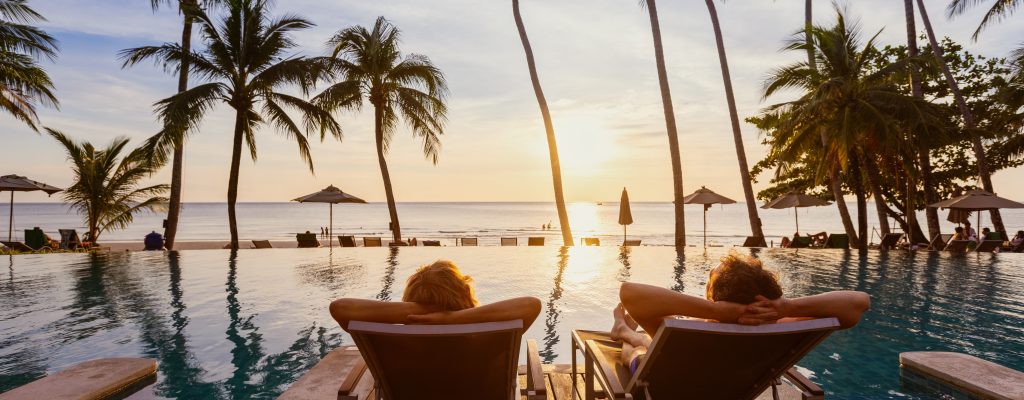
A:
900,351,1024,400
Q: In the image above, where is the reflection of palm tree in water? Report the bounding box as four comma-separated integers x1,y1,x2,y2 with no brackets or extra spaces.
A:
539,246,569,363
670,250,686,293
224,252,264,399
377,247,400,301
617,245,632,282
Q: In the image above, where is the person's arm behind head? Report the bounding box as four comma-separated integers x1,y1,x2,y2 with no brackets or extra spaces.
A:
330,298,440,331
747,291,870,329
407,297,542,330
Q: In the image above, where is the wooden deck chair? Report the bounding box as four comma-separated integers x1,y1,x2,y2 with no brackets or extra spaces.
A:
623,239,641,246
741,236,767,248
252,240,273,249
927,234,953,251
824,234,849,249
527,237,545,246
879,233,903,250
337,320,545,400
0,241,34,253
944,240,971,252
460,237,478,246
296,233,320,248
337,236,356,247
573,318,840,400
58,229,82,250
363,237,382,247
0,358,156,400
583,237,600,246
788,236,812,248
974,240,1002,253
501,237,518,246
422,240,441,247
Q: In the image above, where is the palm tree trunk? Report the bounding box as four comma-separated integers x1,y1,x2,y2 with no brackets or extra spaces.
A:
805,0,815,71
163,4,194,251
849,156,868,248
864,157,891,236
916,0,1005,234
704,0,763,239
512,0,573,246
904,0,940,240
227,108,245,250
643,0,686,248
375,103,402,243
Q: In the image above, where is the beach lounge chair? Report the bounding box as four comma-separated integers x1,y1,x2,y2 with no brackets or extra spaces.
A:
422,240,441,247
58,229,83,250
927,234,953,251
460,237,478,246
0,241,34,253
974,240,1002,253
296,233,320,248
572,318,840,400
582,237,600,246
623,239,641,246
338,236,357,247
0,358,157,400
879,233,903,250
501,237,518,246
24,228,57,251
944,240,971,252
788,236,812,248
252,240,273,249
389,240,409,247
824,233,849,249
363,237,382,247
741,236,767,248
315,320,545,400
527,237,545,246
985,231,1006,241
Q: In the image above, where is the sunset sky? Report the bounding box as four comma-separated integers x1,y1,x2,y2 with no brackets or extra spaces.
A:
2,0,1021,203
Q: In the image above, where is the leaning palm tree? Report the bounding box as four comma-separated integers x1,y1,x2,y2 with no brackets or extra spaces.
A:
314,17,447,244
702,0,764,241
639,0,686,248
903,0,941,240
47,129,168,243
511,0,572,246
121,0,342,249
915,0,1005,234
132,0,223,250
0,0,58,131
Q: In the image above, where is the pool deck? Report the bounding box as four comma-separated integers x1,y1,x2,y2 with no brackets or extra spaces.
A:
900,352,1024,400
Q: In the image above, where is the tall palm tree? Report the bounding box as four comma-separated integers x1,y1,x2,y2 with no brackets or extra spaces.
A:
904,0,940,240
121,0,342,250
47,129,168,243
314,17,448,244
640,0,686,248
137,0,222,250
703,0,764,241
915,0,1005,234
510,1,572,246
0,0,57,131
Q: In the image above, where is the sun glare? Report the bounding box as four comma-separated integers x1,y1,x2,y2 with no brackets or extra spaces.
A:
552,118,620,176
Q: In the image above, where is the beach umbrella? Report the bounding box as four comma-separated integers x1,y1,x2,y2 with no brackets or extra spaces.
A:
929,190,1024,236
1,175,62,241
682,186,736,248
618,187,633,243
761,191,830,235
292,185,366,247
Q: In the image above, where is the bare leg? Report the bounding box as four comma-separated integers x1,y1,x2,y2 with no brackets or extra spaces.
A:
610,303,652,365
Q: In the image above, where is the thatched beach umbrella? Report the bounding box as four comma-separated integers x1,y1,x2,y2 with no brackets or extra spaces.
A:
761,191,830,235
292,185,366,247
683,186,736,248
1,175,62,241
618,187,633,243
930,190,1024,236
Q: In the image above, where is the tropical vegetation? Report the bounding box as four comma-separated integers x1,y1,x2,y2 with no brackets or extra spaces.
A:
0,0,57,131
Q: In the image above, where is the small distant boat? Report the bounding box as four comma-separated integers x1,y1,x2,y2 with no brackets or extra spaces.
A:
597,202,604,206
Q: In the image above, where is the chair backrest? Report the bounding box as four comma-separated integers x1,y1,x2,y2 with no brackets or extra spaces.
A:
460,237,478,246
422,240,441,247
623,239,642,246
338,236,357,247
984,231,1005,241
296,233,320,248
251,240,273,249
24,228,45,250
347,320,524,400
527,237,544,246
500,237,517,246
824,234,849,249
630,318,840,400
928,234,953,251
59,229,80,249
741,236,766,248
944,240,971,252
583,237,600,246
880,233,903,249
363,237,382,247
974,240,1002,253
789,236,812,248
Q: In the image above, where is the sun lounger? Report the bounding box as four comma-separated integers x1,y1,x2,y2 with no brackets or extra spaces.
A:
0,241,34,252
927,234,953,251
338,236,356,247
58,229,84,250
944,240,971,252
501,237,517,246
985,231,1006,241
296,233,320,248
0,358,157,400
824,233,849,249
788,236,812,248
741,236,767,248
879,233,903,250
623,239,641,246
422,240,441,247
527,237,544,246
582,237,600,246
572,317,840,400
327,320,545,400
388,240,408,247
460,237,478,246
252,240,273,249
974,240,1002,253
24,228,57,251
363,237,382,247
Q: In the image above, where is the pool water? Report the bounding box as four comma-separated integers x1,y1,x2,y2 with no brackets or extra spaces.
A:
1,248,1021,399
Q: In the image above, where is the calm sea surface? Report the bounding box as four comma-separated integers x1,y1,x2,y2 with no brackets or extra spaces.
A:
3,202,1024,246
0,247,1021,399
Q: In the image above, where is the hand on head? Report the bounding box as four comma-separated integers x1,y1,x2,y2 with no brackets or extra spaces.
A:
737,295,788,325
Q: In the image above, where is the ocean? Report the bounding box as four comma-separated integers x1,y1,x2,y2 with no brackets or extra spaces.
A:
2,201,1023,246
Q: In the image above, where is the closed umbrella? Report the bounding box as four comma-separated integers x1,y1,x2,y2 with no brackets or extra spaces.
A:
292,185,366,247
618,187,633,243
682,186,736,248
1,175,62,241
761,191,830,235
929,190,1024,237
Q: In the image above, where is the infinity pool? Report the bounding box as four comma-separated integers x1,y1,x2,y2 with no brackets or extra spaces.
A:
1,248,1022,399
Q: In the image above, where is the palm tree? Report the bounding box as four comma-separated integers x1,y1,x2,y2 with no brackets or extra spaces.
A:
121,0,342,250
903,0,940,240
702,0,764,241
915,0,1005,234
947,0,1022,40
314,17,448,244
135,0,223,250
47,129,168,243
0,0,58,131
511,1,573,246
640,0,686,248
